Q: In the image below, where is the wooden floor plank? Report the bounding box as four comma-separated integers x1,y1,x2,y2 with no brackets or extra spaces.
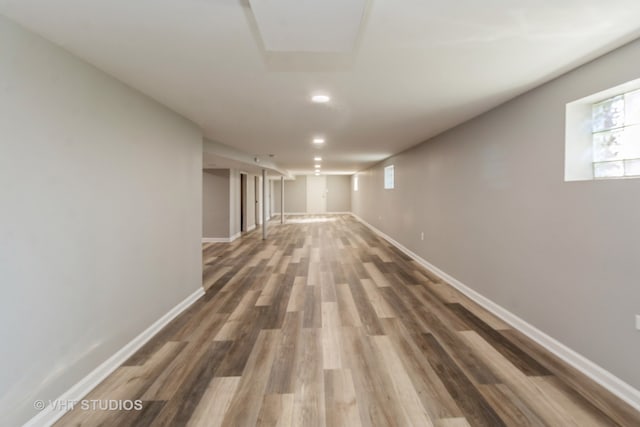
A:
147,340,233,425
266,312,303,394
447,302,552,377
371,335,435,426
321,302,343,369
335,283,363,327
292,328,325,427
257,394,294,427
379,318,465,420
459,329,608,427
476,383,548,427
501,328,640,426
363,262,391,288
420,333,507,427
359,278,395,318
341,326,408,427
286,276,307,312
187,376,241,427
324,369,361,427
221,329,281,426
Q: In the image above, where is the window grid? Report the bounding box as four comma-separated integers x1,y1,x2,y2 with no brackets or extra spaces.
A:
592,89,640,178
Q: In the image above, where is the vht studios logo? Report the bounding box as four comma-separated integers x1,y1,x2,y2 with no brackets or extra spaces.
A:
33,399,143,411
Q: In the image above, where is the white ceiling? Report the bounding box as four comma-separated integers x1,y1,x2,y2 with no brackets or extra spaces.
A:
249,0,367,52
2,0,640,175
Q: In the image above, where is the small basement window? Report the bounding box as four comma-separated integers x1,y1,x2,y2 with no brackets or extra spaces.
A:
566,77,640,181
591,90,640,178
384,165,395,189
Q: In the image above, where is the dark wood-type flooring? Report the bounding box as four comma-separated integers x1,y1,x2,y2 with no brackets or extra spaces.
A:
57,214,640,426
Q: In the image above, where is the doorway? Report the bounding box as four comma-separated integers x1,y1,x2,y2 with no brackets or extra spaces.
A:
306,175,327,213
240,173,247,232
255,176,260,225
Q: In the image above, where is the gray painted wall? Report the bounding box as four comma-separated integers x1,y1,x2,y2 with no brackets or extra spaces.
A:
0,16,203,426
273,179,283,213
204,169,260,239
352,37,640,389
273,175,351,213
203,170,230,238
326,175,351,212
229,169,241,237
247,174,257,230
274,176,307,213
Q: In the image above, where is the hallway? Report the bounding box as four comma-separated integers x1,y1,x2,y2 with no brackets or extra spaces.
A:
56,215,638,426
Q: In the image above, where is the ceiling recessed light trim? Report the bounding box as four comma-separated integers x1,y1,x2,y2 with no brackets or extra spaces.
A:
313,138,325,144
314,156,322,161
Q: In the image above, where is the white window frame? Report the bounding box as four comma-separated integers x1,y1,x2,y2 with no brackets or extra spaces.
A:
590,90,640,178
384,165,395,189
565,77,640,181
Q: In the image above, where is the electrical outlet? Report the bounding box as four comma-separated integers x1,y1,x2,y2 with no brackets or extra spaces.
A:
636,315,640,331
420,232,424,241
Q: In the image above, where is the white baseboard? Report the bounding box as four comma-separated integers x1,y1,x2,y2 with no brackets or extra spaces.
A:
202,237,230,243
23,287,205,427
247,224,256,232
202,231,242,244
273,212,352,215
351,213,640,412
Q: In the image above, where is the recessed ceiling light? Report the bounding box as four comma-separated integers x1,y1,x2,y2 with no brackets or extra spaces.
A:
314,164,321,168
314,156,322,161
313,138,325,144
311,94,330,103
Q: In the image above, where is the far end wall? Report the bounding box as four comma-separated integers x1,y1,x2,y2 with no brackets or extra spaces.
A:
274,175,351,214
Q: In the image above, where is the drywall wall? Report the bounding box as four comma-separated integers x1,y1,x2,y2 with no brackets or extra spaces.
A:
229,169,241,237
273,176,307,213
326,175,351,212
0,16,203,426
352,37,640,390
204,169,260,239
265,176,272,219
203,170,230,238
273,175,351,213
246,174,257,230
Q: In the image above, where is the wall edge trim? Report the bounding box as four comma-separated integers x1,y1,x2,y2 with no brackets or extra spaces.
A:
273,212,352,215
202,237,231,243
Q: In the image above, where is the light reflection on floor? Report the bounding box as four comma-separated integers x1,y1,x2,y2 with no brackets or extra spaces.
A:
284,216,338,224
